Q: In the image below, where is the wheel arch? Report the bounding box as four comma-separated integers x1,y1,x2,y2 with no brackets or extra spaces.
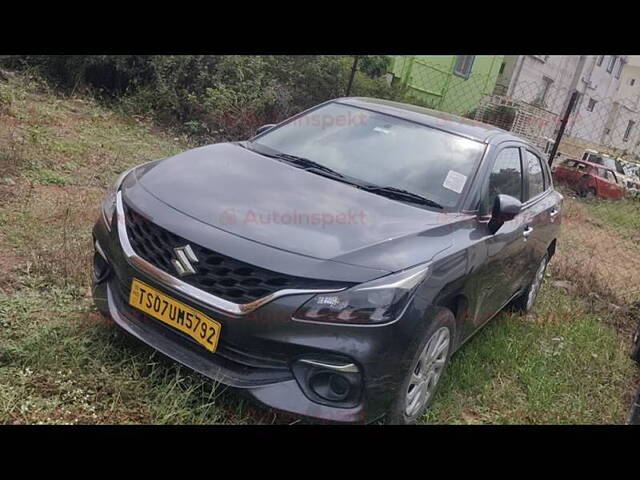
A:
431,294,468,350
547,238,557,259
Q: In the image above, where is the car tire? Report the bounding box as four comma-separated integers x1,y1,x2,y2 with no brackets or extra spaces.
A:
511,254,549,314
631,320,640,364
577,175,595,198
579,186,596,198
385,309,455,425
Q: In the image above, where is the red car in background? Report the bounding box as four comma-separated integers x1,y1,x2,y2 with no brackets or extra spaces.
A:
552,159,624,200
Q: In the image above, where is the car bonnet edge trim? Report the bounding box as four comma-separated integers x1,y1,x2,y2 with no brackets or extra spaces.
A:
115,191,346,316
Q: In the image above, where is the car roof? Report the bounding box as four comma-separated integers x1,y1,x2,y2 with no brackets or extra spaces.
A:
584,150,617,161
336,97,530,145
565,158,616,172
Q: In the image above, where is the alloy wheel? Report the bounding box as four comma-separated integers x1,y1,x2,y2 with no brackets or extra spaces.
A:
405,327,450,418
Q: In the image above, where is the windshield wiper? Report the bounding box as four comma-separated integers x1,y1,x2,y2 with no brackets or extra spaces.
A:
240,143,345,176
272,153,346,177
240,142,443,209
359,185,444,209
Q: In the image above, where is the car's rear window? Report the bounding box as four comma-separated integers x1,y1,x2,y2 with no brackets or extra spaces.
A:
253,102,486,209
562,160,588,171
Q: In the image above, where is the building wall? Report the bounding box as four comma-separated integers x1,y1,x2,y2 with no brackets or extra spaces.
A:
495,55,632,151
599,62,640,157
388,55,503,116
493,56,517,95
568,55,628,146
496,55,583,117
616,63,640,105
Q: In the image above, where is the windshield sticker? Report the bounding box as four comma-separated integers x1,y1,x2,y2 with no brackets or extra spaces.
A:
443,170,467,194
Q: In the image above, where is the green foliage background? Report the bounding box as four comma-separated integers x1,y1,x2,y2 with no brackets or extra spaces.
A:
0,55,403,142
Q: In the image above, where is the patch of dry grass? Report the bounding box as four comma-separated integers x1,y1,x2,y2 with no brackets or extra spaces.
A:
0,73,187,294
552,195,640,307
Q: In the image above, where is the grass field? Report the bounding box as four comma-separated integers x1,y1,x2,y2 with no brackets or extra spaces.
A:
1,73,639,424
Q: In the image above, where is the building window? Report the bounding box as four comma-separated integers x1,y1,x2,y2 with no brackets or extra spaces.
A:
587,98,597,112
616,59,625,79
631,78,636,86
535,77,553,107
499,62,505,75
597,55,605,66
607,55,617,73
624,120,635,142
453,55,475,80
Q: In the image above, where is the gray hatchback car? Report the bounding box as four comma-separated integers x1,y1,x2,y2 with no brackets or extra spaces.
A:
92,98,563,423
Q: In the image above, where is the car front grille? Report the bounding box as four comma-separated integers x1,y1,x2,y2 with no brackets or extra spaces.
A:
122,201,349,304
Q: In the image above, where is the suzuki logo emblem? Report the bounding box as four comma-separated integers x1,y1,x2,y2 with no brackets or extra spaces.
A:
171,245,199,277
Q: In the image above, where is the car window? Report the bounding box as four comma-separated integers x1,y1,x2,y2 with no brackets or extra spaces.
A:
586,153,603,165
610,172,618,183
253,102,486,209
565,160,587,172
487,148,523,209
525,151,545,199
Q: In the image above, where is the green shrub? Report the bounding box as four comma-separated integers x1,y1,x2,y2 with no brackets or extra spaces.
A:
0,55,405,142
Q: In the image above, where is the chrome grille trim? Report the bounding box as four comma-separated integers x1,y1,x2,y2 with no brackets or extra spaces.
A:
115,191,345,316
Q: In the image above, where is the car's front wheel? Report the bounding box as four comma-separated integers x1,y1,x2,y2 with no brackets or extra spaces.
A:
512,254,548,313
385,309,455,424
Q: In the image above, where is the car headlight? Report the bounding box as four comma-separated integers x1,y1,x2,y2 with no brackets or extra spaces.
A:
293,263,430,324
101,167,136,231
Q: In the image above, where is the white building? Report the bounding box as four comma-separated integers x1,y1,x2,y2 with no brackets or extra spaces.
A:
494,55,631,155
599,56,640,158
495,55,585,118
567,55,628,145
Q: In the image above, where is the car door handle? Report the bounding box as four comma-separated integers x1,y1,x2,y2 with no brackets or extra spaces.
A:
523,226,533,238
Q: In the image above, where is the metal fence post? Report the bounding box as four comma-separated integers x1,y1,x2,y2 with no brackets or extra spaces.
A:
346,56,359,97
548,90,579,167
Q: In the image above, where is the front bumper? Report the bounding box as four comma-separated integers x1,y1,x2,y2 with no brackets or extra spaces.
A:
91,198,423,423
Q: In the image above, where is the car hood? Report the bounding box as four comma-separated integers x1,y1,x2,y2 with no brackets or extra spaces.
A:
132,143,459,271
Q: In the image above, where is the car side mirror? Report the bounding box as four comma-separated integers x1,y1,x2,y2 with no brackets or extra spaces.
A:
255,124,276,136
488,194,522,234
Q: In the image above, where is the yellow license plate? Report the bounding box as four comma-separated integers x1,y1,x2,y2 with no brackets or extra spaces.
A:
129,278,221,352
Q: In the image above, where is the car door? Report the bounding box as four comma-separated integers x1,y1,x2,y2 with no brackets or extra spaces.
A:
463,144,531,337
521,149,557,280
611,172,625,198
603,170,624,198
602,169,616,197
562,160,586,186
553,160,573,183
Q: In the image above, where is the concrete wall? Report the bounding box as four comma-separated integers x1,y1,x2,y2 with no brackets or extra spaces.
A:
496,55,583,117
567,56,628,149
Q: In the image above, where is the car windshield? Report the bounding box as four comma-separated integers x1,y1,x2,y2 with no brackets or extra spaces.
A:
250,102,486,209
586,152,621,173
